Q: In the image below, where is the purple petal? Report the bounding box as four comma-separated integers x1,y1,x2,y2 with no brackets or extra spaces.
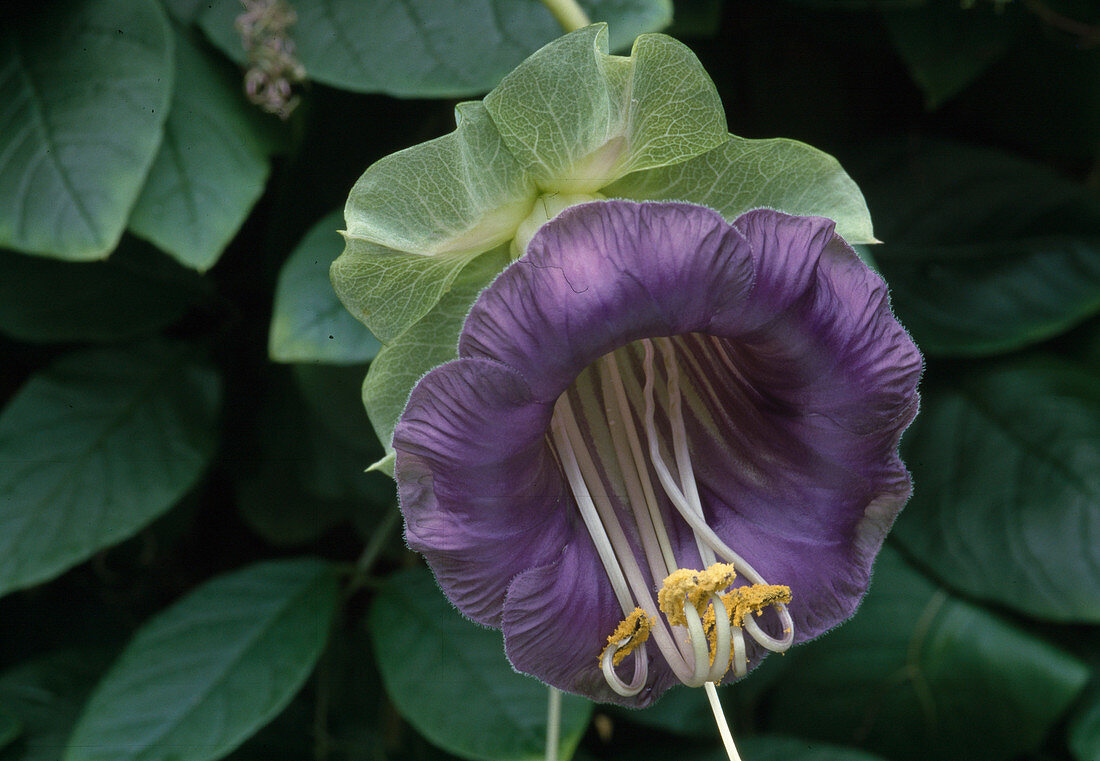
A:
396,200,921,703
459,201,755,401
502,536,681,707
394,357,574,626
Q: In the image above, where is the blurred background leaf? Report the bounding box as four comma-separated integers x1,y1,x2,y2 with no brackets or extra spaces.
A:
763,547,1089,761
0,0,173,259
128,29,275,272
369,567,594,761
198,0,672,97
268,210,381,364
0,342,221,598
0,650,115,761
64,558,339,761
881,0,1022,108
847,139,1100,356
895,353,1100,623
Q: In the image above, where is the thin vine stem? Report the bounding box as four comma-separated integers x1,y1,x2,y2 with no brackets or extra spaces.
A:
540,0,591,32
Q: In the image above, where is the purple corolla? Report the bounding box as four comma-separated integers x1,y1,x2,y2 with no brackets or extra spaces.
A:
393,200,920,710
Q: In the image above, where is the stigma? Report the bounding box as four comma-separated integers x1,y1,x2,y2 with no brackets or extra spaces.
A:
547,335,796,697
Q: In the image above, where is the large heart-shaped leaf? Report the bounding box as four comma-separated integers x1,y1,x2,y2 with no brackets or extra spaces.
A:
764,547,1089,761
64,559,339,761
895,354,1100,622
369,567,593,761
199,0,672,97
0,342,220,598
0,0,173,259
128,29,272,271
853,139,1100,356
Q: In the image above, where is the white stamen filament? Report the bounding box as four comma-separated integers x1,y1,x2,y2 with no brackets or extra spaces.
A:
600,355,696,666
657,337,718,568
731,625,748,678
640,340,795,654
550,415,650,695
596,366,676,588
707,592,733,683
681,597,712,687
550,334,798,761
554,395,695,684
601,355,678,577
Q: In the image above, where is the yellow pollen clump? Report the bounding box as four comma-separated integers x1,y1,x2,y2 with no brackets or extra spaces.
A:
600,608,655,666
657,563,738,626
722,583,793,628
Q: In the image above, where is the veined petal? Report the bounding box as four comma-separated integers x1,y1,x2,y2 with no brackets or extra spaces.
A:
459,201,755,402
394,357,573,626
395,200,921,705
502,537,680,707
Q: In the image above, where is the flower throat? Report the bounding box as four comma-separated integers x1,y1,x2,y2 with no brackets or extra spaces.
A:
548,336,794,759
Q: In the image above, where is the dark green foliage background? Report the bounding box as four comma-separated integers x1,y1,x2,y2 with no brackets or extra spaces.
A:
0,1,1097,760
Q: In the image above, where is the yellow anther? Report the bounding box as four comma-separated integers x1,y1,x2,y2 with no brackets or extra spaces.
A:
657,563,738,626
600,608,654,666
721,584,792,627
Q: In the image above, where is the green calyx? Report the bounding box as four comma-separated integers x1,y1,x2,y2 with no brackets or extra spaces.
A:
331,24,877,472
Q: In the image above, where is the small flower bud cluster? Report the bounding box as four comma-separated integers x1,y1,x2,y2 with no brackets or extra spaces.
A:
235,0,306,119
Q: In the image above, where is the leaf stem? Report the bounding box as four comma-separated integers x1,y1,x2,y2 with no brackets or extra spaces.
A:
345,506,401,596
545,686,562,761
540,0,591,32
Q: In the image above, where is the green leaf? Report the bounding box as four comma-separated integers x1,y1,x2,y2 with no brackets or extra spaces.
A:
369,567,593,761
128,29,271,271
236,365,391,544
856,139,1100,356
0,650,114,761
735,736,889,761
882,1,1021,108
362,246,511,455
764,547,1089,761
1069,680,1100,761
64,559,339,761
603,133,876,243
0,709,21,752
484,25,727,192
270,210,382,364
0,0,173,259
894,354,1100,623
0,239,203,343
199,0,671,97
0,342,221,598
290,364,392,503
